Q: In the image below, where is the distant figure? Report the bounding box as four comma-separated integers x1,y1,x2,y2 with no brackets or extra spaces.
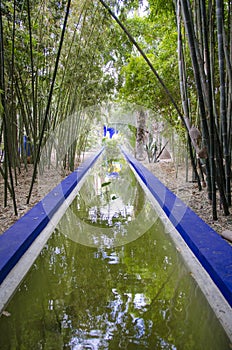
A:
23,135,33,163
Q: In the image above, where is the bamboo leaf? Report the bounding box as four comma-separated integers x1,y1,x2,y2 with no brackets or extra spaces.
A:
101,181,111,187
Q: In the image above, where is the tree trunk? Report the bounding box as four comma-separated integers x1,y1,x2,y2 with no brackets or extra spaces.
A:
27,0,72,204
136,109,146,160
176,0,202,189
0,0,18,215
216,0,231,206
180,0,218,218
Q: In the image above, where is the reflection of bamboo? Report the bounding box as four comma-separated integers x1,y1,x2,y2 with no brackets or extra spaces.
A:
145,266,176,312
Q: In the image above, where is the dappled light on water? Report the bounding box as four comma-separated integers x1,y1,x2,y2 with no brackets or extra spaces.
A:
0,149,230,349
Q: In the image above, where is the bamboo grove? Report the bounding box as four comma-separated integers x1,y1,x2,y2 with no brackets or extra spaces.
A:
0,0,232,221
176,0,232,220
0,0,116,213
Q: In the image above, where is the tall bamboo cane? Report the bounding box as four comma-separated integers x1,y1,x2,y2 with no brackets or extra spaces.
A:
27,0,72,204
0,0,18,215
216,0,231,206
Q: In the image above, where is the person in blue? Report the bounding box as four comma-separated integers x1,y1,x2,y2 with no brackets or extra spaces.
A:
23,135,33,163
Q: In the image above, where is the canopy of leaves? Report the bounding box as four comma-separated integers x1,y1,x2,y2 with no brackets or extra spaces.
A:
118,16,182,125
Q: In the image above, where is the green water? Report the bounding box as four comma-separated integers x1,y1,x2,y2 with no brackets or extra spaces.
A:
0,151,230,349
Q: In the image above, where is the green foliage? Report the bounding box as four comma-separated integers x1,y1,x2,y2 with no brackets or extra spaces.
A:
2,0,230,219
0,90,3,117
0,0,125,179
145,133,157,162
116,8,183,129
128,124,137,147
148,0,175,19
101,181,111,187
103,138,122,159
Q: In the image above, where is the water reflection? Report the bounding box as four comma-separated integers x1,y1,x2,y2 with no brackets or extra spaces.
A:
58,154,158,248
0,220,229,350
83,157,134,227
0,149,230,349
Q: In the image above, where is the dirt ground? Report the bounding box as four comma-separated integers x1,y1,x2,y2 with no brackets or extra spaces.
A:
1,157,232,242
0,163,71,235
142,159,232,240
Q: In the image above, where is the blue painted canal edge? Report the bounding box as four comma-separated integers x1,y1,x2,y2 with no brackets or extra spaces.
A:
121,148,232,310
0,148,104,287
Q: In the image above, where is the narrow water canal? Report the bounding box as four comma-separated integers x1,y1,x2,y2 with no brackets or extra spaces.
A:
0,148,230,349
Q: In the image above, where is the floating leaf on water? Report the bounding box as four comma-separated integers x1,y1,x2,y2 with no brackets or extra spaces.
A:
2,310,11,317
101,181,111,188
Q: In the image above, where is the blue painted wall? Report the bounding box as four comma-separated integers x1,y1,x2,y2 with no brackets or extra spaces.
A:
121,148,232,308
0,148,104,285
1,145,231,311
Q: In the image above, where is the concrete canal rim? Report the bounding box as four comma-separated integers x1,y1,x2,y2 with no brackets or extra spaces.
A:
121,147,232,342
0,147,231,342
0,148,104,314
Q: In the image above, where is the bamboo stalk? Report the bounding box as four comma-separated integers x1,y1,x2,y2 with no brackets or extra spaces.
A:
27,0,72,204
216,0,231,206
0,0,18,215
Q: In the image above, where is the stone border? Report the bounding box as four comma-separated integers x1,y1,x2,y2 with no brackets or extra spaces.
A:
1,146,231,340
121,148,232,308
123,151,232,341
0,148,104,292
